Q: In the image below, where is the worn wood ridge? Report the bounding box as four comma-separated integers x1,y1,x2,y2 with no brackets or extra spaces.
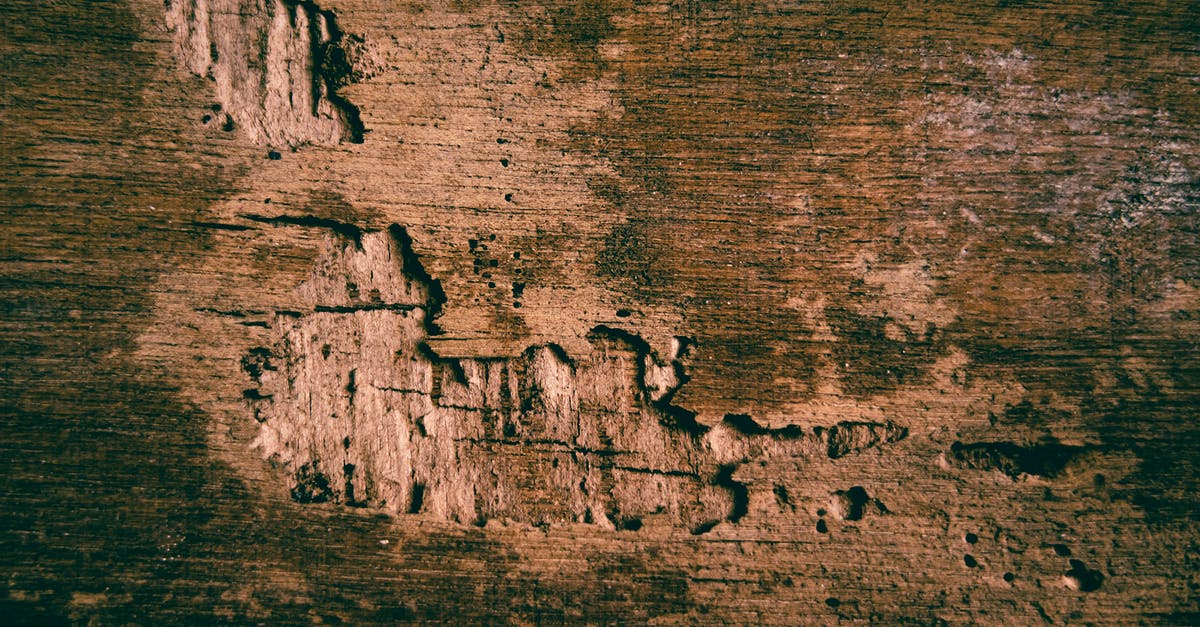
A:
1,0,1197,623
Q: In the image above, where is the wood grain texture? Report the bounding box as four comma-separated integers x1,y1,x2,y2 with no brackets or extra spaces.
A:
2,0,1198,623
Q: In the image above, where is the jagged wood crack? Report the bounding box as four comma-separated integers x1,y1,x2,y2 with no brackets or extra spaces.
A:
240,220,907,532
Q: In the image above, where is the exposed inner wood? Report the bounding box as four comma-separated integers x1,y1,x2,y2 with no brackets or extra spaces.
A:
241,223,906,532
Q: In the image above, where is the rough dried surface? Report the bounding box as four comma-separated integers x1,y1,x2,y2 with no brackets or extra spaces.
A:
165,0,364,146
245,224,906,531
2,0,1198,624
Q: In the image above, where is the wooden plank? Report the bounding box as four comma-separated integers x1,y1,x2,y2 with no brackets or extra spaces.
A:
1,0,1197,623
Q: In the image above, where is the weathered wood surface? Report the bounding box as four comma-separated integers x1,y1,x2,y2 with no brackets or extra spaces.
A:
2,0,1198,623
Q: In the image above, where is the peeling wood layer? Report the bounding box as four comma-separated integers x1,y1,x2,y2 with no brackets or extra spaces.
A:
165,0,364,146
244,223,907,532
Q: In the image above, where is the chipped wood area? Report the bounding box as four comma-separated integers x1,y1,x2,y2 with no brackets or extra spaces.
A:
2,0,1198,623
238,223,907,531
